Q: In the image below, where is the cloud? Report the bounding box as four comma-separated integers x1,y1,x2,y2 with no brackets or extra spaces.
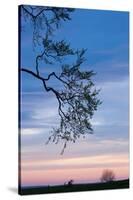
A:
32,106,58,121
92,77,129,129
21,153,129,171
20,127,52,149
21,135,129,162
21,128,47,136
21,136,129,185
21,149,129,190
20,66,129,175
21,91,59,129
100,77,129,93
21,128,42,135
92,43,128,55
20,75,129,156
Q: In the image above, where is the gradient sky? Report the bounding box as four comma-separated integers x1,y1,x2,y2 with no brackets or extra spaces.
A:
20,6,129,187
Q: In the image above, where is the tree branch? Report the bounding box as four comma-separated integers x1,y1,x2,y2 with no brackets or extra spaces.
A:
21,68,69,120
21,5,35,19
21,68,45,81
21,5,53,19
20,5,101,153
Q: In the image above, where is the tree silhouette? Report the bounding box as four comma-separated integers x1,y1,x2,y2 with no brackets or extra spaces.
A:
100,169,115,183
19,5,101,153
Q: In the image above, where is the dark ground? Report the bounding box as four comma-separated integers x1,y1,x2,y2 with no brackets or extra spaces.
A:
19,179,129,195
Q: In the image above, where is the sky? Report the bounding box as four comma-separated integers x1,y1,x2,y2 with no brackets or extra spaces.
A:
20,6,129,187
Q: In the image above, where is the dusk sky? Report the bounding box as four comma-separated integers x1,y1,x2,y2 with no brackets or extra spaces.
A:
20,7,129,186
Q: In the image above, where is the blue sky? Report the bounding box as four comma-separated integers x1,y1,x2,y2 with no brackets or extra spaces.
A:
20,7,129,186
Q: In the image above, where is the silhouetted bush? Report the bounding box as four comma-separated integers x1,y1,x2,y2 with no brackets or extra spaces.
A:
100,169,115,183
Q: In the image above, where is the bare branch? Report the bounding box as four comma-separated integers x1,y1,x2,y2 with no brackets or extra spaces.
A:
21,5,54,19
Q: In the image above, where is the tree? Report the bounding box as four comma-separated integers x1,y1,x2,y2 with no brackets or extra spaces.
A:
20,5,101,154
100,169,115,183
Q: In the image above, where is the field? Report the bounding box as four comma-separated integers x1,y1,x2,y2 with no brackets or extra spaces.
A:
19,179,129,195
